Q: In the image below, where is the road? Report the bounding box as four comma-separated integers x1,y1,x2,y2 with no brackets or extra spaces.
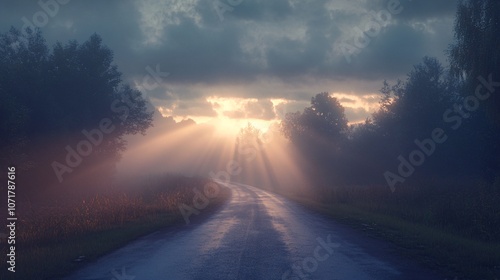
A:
65,182,442,280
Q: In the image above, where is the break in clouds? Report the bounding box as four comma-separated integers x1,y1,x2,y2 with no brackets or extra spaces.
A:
0,0,457,123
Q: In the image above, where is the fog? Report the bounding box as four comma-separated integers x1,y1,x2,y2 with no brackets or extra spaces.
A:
116,113,309,195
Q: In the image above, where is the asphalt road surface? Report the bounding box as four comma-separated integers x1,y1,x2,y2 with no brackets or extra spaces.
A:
65,182,443,280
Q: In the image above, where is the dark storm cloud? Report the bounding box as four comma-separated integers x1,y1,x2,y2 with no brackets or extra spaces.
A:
365,0,458,21
0,0,144,83
224,0,293,21
337,23,430,79
0,0,458,116
132,19,256,84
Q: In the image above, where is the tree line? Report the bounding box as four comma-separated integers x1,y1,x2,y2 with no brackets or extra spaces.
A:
281,0,499,190
0,27,153,188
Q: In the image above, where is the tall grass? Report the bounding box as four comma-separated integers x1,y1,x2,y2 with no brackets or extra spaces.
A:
0,175,230,280
282,178,500,279
310,178,500,242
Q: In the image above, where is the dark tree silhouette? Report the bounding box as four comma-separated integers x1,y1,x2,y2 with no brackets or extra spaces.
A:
0,27,153,187
450,0,500,82
281,92,349,188
281,92,348,145
449,0,500,180
373,57,455,148
275,2,500,245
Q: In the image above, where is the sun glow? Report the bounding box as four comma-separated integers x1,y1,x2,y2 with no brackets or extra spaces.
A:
117,111,310,196
157,96,288,136
208,118,275,136
155,91,379,134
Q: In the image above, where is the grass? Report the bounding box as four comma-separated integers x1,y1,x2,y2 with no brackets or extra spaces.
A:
0,175,231,280
286,194,500,280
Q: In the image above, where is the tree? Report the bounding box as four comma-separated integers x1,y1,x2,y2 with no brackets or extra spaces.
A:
0,27,49,172
281,92,348,187
281,92,348,145
235,122,263,162
372,79,404,140
449,0,500,181
366,57,475,182
373,57,455,149
238,123,262,147
0,27,153,187
449,0,500,81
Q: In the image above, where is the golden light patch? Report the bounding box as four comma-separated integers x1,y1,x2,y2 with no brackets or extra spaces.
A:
330,92,380,113
205,96,277,135
156,97,280,136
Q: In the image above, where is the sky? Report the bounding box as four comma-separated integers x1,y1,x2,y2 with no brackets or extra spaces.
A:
0,0,459,133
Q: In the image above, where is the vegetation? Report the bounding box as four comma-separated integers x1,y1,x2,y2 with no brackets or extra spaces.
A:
279,0,500,238
277,1,500,278
0,175,230,280
0,25,234,280
0,27,153,187
287,193,500,279
0,0,498,279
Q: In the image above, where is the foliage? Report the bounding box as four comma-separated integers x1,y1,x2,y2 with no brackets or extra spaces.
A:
0,27,153,186
449,0,500,180
281,92,348,145
278,2,500,245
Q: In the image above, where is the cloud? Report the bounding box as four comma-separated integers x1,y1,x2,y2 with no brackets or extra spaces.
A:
344,107,371,123
223,99,276,120
244,99,276,120
339,97,356,104
365,0,458,22
0,0,459,124
223,110,246,119
274,100,311,119
157,98,217,118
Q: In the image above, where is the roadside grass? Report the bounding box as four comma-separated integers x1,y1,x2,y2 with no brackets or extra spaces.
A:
0,175,231,280
287,195,500,280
